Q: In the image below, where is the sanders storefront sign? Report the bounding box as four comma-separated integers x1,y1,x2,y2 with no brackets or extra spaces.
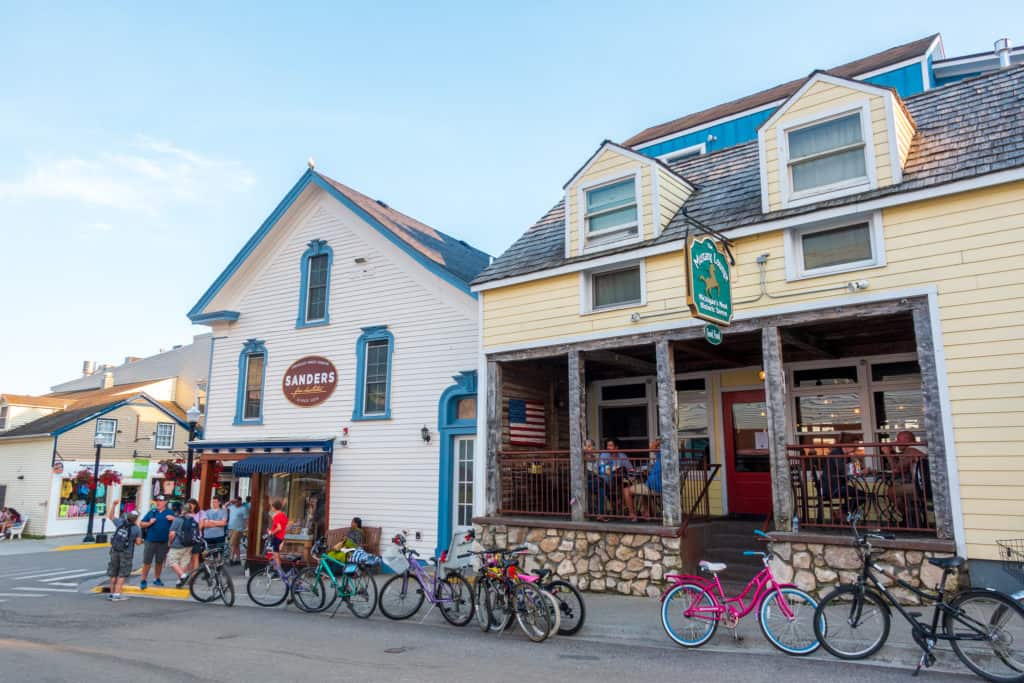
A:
282,356,338,407
686,237,733,326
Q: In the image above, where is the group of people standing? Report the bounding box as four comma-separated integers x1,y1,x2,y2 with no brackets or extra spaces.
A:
104,493,250,601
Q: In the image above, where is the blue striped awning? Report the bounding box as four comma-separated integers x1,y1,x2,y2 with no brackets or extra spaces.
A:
233,453,330,476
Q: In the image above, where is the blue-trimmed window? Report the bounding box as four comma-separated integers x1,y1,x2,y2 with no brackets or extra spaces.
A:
234,339,267,425
296,239,333,328
353,326,394,420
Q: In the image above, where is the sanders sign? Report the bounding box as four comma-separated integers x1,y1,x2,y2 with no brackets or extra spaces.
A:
282,356,338,407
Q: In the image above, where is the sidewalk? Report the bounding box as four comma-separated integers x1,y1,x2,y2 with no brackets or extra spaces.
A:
0,535,108,556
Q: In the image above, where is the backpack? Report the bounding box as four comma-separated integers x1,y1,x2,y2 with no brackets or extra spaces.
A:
177,516,198,547
111,521,133,552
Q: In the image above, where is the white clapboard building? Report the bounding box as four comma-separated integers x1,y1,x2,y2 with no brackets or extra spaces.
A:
188,167,489,559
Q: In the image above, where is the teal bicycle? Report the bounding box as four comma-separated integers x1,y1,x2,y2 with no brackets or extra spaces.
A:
293,539,379,618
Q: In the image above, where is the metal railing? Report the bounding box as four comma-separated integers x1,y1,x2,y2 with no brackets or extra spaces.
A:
497,451,572,518
787,442,935,534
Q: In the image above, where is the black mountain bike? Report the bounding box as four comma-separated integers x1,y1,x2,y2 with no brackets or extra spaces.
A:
814,512,1024,681
188,538,235,607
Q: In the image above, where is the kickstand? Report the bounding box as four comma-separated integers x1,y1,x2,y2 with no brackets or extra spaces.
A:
913,650,936,676
328,593,344,620
417,599,438,624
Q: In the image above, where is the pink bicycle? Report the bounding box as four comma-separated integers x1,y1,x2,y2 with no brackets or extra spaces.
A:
660,528,823,655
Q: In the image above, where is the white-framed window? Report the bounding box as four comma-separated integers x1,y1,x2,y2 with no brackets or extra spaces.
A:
583,176,640,247
95,418,117,447
658,142,706,164
155,423,175,449
580,261,646,313
779,103,875,207
0,405,7,430
784,212,885,280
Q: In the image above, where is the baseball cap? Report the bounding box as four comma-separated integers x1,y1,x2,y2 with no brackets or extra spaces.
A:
126,510,140,520
154,494,167,501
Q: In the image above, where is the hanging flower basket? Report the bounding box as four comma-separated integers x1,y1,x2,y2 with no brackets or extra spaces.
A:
158,459,186,482
98,469,122,487
73,468,96,490
206,460,224,481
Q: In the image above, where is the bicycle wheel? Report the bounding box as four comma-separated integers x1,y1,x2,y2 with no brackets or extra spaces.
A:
188,567,218,603
814,584,891,660
513,582,552,642
661,583,718,647
246,566,289,607
345,572,378,619
758,587,821,655
293,569,329,613
546,580,586,636
218,568,235,607
475,578,494,632
946,589,1024,683
542,589,561,637
437,572,474,626
378,573,425,620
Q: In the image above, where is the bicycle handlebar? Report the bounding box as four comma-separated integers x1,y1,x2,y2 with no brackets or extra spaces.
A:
753,529,769,538
742,550,765,557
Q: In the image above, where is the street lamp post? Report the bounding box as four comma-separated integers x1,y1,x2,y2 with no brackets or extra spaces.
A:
185,404,201,499
82,435,104,543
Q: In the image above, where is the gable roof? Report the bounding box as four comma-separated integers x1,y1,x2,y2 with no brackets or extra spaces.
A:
0,392,188,439
475,65,1024,286
623,34,939,148
188,169,491,321
756,70,901,132
562,140,694,192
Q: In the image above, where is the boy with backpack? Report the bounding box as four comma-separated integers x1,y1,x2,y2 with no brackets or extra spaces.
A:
106,500,142,601
167,499,200,588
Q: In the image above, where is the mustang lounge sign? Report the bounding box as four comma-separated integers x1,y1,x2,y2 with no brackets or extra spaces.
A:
282,356,338,407
686,237,733,326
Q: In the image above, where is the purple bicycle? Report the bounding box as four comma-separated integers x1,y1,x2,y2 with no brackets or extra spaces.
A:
377,532,475,626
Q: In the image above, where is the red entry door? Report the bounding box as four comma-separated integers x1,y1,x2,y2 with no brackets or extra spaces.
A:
723,389,772,516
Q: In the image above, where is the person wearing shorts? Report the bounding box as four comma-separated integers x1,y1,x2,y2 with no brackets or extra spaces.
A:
267,500,288,564
226,497,248,565
106,504,142,601
168,500,199,588
139,495,175,590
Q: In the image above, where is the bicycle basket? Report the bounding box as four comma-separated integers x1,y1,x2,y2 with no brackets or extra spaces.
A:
381,544,409,574
996,538,1024,582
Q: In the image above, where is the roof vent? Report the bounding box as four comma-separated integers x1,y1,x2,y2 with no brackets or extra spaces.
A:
102,372,114,389
995,37,1013,69
375,199,389,208
82,360,95,376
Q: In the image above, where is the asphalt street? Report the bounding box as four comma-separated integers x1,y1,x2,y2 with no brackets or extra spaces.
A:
0,546,973,683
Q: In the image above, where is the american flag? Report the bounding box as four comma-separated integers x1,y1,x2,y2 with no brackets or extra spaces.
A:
509,398,546,446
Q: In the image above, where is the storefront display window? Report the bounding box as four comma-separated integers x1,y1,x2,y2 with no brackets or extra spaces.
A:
255,472,327,559
58,479,107,519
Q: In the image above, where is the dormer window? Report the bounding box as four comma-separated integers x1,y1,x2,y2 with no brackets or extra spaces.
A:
784,109,872,202
585,177,639,245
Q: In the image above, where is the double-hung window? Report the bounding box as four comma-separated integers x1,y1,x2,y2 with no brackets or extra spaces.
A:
234,339,267,425
585,178,638,245
95,418,117,447
296,239,333,328
353,326,394,420
306,254,329,321
155,423,175,449
0,405,7,430
785,111,870,201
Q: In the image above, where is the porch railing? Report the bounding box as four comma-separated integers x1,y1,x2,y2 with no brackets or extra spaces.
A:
787,442,935,534
497,451,572,518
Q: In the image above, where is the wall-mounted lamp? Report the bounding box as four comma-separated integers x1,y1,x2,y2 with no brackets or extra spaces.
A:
421,425,431,443
339,426,349,447
758,369,766,381
354,257,367,264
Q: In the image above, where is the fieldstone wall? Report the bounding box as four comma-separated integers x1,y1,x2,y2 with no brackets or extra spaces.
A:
769,541,959,603
476,523,680,598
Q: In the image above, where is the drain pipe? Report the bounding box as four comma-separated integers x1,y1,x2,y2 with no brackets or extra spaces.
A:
629,253,870,323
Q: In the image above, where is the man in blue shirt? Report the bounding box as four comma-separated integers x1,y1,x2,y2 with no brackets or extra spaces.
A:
138,494,175,590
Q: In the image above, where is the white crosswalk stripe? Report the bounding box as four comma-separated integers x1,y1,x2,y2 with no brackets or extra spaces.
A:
0,592,46,598
40,570,105,582
45,582,80,587
0,563,105,601
0,567,67,579
0,568,74,580
12,587,78,593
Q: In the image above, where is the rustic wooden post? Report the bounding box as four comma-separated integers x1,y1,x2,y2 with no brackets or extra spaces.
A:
567,349,587,522
656,339,682,527
762,326,793,531
912,299,954,540
486,360,502,516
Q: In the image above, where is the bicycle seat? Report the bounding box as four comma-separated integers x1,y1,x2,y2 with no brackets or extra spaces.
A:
927,556,965,570
534,568,552,580
282,553,303,563
699,561,727,573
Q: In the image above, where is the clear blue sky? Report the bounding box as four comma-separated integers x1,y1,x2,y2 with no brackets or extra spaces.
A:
1,2,1020,393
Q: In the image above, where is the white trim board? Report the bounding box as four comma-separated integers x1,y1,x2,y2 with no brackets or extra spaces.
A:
472,166,1024,293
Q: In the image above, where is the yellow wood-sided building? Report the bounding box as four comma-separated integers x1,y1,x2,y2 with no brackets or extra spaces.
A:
471,45,1024,595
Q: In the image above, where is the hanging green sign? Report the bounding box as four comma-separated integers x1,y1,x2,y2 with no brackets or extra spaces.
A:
686,237,732,326
132,457,150,480
704,323,723,345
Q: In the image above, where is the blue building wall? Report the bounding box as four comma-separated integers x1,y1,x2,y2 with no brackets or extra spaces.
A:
637,61,932,160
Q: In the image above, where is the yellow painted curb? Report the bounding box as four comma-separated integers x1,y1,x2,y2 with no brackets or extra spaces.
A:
91,585,189,599
53,543,111,552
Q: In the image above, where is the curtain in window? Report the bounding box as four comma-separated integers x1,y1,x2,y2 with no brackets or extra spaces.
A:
306,254,329,320
802,223,872,270
789,114,867,192
593,267,641,308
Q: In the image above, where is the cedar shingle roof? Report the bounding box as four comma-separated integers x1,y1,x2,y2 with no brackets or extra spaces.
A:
0,394,72,409
623,34,939,148
475,65,1024,285
316,172,491,284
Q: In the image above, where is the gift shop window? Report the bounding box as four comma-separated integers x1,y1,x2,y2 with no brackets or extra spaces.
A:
255,472,327,559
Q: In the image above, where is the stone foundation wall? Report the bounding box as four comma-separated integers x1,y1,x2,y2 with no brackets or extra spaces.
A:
769,541,959,603
477,523,680,598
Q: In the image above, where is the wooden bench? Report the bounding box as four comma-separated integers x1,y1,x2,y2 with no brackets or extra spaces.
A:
326,525,381,557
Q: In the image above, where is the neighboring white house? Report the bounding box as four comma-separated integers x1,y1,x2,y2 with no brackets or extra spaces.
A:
188,168,489,558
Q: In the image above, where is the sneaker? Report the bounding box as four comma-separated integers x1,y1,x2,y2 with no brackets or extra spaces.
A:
107,594,116,601
153,579,164,587
139,580,148,590
113,595,130,601
175,574,189,589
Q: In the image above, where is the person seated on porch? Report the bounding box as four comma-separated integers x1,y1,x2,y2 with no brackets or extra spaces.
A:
0,507,18,537
628,438,661,519
884,431,929,527
594,439,639,521
820,435,867,519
